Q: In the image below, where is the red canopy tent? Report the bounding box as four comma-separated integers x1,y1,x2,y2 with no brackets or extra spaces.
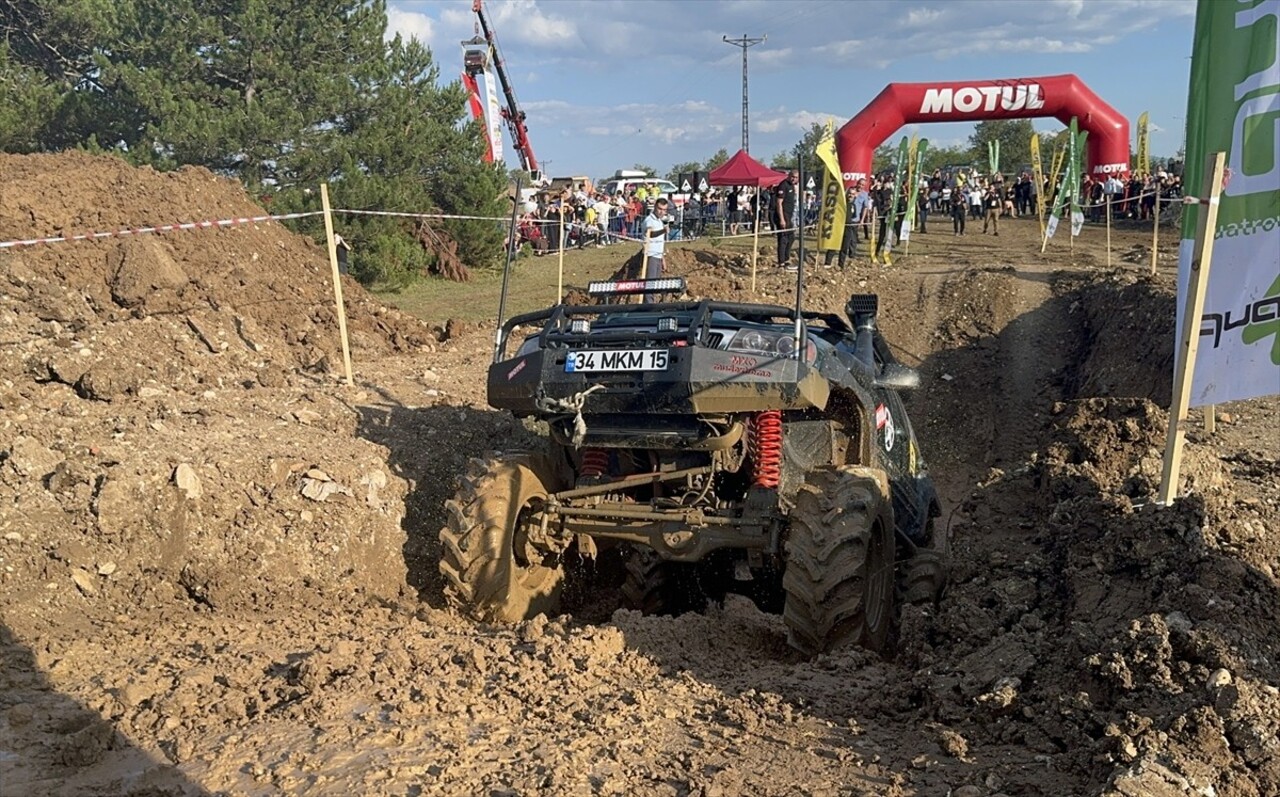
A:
707,150,785,290
707,149,787,187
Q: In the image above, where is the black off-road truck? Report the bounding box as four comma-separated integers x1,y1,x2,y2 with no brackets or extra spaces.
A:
440,277,946,655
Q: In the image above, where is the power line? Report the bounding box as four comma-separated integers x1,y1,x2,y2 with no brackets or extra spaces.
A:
722,34,766,154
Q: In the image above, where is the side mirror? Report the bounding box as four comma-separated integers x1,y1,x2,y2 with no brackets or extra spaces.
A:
876,363,920,390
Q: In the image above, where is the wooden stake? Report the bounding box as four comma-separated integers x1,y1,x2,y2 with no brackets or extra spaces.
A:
1150,189,1161,275
556,209,565,302
320,183,353,387
1158,152,1226,505
1105,193,1112,268
1204,404,1216,434
750,195,760,293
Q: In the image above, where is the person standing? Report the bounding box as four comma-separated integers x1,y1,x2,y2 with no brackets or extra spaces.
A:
728,187,741,235
983,184,1001,235
774,170,798,269
823,186,864,269
969,184,984,219
951,189,967,235
644,198,671,280
916,187,929,234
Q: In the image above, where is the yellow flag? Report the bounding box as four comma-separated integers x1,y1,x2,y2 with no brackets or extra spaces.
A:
1136,111,1150,176
815,120,847,252
1031,133,1045,237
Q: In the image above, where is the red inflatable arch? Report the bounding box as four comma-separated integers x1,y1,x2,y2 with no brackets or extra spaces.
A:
836,74,1129,185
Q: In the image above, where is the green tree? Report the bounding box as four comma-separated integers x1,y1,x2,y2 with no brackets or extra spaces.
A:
769,123,825,178
920,144,973,175
969,119,1035,177
0,0,139,151
871,142,897,174
631,163,656,176
704,147,730,171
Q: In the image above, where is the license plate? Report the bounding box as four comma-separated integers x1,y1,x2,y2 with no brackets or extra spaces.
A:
565,349,669,373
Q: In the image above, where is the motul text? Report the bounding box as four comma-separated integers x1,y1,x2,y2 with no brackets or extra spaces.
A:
918,85,1046,115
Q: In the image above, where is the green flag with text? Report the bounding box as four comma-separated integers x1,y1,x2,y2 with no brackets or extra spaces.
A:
1177,0,1280,405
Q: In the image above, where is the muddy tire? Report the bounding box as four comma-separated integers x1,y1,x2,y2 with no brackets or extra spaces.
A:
903,519,949,605
783,469,895,656
439,454,565,623
620,548,707,616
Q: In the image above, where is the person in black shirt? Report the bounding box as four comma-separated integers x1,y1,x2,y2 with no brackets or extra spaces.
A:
774,171,798,268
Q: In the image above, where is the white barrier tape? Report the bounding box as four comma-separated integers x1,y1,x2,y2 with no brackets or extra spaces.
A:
0,211,323,250
335,208,510,222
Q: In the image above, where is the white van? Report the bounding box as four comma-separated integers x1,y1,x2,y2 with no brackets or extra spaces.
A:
597,170,685,203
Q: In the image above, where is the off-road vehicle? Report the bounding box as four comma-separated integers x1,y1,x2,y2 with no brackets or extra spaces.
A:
440,276,946,655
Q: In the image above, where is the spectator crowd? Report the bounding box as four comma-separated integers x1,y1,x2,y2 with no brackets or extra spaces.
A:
509,163,1184,265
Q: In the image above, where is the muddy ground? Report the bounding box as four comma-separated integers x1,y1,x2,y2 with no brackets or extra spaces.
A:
0,153,1277,797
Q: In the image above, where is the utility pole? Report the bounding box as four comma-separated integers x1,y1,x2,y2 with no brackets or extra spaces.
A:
723,34,765,154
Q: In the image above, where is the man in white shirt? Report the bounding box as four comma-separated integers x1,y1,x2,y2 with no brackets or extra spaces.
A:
592,194,613,244
644,198,671,280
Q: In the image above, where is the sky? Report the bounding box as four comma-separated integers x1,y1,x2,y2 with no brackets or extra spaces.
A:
387,0,1197,180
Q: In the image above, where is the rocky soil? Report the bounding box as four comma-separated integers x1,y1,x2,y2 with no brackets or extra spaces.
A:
0,152,1276,797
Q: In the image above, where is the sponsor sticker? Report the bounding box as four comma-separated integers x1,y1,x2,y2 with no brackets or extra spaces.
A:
874,403,896,451
506,360,527,380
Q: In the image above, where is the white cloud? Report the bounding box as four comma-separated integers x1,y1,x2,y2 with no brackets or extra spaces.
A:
754,109,843,135
489,0,577,47
386,7,435,46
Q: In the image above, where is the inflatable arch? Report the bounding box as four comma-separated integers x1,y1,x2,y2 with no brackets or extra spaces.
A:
836,74,1130,185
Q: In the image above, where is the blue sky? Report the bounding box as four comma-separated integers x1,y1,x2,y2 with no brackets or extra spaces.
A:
388,0,1197,179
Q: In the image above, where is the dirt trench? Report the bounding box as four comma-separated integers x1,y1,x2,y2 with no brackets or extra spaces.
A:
1,153,1277,797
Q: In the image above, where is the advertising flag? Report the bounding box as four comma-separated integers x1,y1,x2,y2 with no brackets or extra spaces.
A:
481,68,505,165
1176,0,1280,405
1136,111,1150,176
1031,133,1046,237
885,136,909,248
1047,119,1080,239
461,73,494,162
815,120,848,252
988,140,1000,175
902,137,928,244
1070,122,1088,237
901,136,918,244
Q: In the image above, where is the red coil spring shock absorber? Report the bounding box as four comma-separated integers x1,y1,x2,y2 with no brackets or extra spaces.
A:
750,410,782,488
580,448,609,479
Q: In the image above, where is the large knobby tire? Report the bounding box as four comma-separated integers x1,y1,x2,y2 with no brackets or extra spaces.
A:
439,454,565,623
783,469,895,656
903,518,949,605
620,548,708,616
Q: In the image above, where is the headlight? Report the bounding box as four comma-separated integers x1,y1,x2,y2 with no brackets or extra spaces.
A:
727,329,815,362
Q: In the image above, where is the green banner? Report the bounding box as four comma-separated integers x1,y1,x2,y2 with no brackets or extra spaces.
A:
1177,0,1280,404
902,138,928,241
885,136,909,248
987,140,1000,175
1070,122,1088,237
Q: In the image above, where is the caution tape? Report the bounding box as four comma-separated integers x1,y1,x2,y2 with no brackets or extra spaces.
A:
334,208,511,223
0,211,325,250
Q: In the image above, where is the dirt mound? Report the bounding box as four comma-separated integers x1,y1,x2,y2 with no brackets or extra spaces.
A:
0,152,427,635
0,151,433,395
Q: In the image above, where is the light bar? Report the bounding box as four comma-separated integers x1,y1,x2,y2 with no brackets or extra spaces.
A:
587,277,686,296
569,318,591,334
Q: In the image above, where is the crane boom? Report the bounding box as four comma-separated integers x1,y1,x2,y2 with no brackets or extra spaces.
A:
472,0,539,178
